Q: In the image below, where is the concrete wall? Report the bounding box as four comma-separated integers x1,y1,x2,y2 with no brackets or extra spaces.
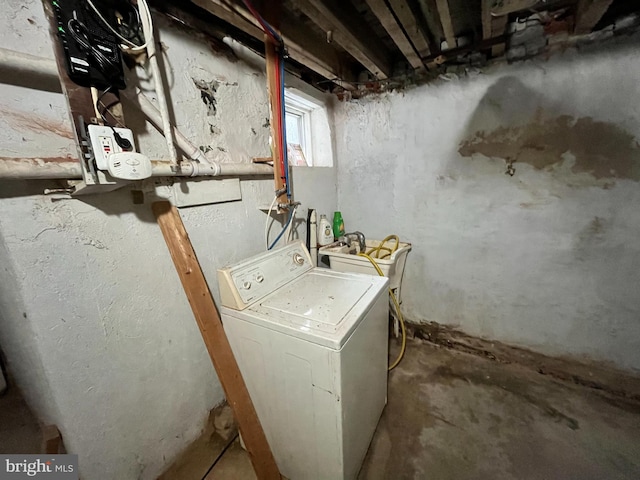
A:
333,41,640,373
0,1,334,478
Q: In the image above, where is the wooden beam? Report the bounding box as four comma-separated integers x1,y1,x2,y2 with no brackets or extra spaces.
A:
192,0,356,88
42,425,62,454
575,0,615,34
482,0,492,40
295,0,392,79
388,0,432,58
482,0,509,57
435,0,456,50
365,0,424,71
490,15,509,56
423,34,507,64
261,0,288,207
153,202,280,480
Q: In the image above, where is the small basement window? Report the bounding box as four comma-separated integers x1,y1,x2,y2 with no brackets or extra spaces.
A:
284,89,333,167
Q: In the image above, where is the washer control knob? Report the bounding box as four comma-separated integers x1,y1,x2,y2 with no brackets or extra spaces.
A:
242,281,252,290
293,253,305,265
255,274,264,283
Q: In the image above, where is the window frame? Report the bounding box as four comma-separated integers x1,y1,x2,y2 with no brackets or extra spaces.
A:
285,91,316,166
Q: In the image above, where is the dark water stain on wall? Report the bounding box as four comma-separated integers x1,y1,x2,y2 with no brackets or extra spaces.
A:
192,78,219,116
459,115,640,181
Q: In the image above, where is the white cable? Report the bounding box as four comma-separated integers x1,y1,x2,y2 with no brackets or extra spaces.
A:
85,0,150,52
264,195,278,250
285,205,298,243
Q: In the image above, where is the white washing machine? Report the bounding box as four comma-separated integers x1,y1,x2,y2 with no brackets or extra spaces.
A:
218,241,389,480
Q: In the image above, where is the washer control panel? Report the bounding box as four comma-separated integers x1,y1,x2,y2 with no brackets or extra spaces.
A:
218,241,313,310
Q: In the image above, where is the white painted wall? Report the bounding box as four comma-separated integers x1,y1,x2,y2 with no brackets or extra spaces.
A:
0,1,334,478
333,41,640,373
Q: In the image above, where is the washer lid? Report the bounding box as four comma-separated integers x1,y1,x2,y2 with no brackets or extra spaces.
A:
261,270,372,325
223,268,389,349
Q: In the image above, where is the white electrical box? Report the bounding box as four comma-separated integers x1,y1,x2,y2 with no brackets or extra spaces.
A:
87,124,136,170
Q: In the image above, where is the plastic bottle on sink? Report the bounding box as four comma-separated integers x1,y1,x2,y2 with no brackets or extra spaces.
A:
333,211,345,240
318,215,334,246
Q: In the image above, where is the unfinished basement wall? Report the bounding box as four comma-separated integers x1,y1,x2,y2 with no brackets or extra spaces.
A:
333,40,640,374
0,1,335,479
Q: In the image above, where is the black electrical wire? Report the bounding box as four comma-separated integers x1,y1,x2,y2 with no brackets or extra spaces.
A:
96,85,113,124
67,18,121,83
199,433,240,480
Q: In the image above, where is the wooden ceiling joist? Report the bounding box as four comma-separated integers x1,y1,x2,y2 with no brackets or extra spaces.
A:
294,0,393,79
575,0,615,34
365,0,425,71
387,0,432,58
192,0,357,89
434,0,456,50
482,0,509,57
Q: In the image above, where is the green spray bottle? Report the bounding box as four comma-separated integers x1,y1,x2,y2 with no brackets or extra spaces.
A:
332,211,345,240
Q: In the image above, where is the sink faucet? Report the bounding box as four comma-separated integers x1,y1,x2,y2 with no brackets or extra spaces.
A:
343,231,366,254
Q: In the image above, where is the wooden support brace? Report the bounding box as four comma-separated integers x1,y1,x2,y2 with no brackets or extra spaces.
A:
153,202,280,480
42,425,63,454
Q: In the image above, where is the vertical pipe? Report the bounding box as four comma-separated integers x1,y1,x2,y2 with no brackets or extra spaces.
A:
265,42,287,207
139,0,178,169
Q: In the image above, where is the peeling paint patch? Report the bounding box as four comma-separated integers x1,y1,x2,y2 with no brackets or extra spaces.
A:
192,79,219,116
459,115,640,182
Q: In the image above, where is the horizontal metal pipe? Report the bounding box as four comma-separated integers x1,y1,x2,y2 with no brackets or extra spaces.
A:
0,158,82,179
0,50,274,180
0,158,272,180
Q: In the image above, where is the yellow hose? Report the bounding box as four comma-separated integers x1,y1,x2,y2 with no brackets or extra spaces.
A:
365,234,400,259
358,252,406,371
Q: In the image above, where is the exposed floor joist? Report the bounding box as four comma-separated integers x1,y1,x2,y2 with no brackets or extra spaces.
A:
481,0,509,57
388,0,432,58
575,0,616,34
192,0,357,89
294,0,393,79
365,0,425,71
435,0,456,50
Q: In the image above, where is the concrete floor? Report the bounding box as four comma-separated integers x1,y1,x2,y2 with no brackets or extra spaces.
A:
178,337,640,480
4,338,640,479
0,381,41,454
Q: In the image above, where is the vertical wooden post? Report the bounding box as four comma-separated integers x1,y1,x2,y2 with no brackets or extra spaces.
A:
42,425,62,454
263,0,288,208
153,202,280,480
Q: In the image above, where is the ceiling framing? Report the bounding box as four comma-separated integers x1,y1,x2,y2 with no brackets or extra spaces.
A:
168,0,640,92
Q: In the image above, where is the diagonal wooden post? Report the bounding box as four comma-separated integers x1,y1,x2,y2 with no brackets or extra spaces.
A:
153,201,280,480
